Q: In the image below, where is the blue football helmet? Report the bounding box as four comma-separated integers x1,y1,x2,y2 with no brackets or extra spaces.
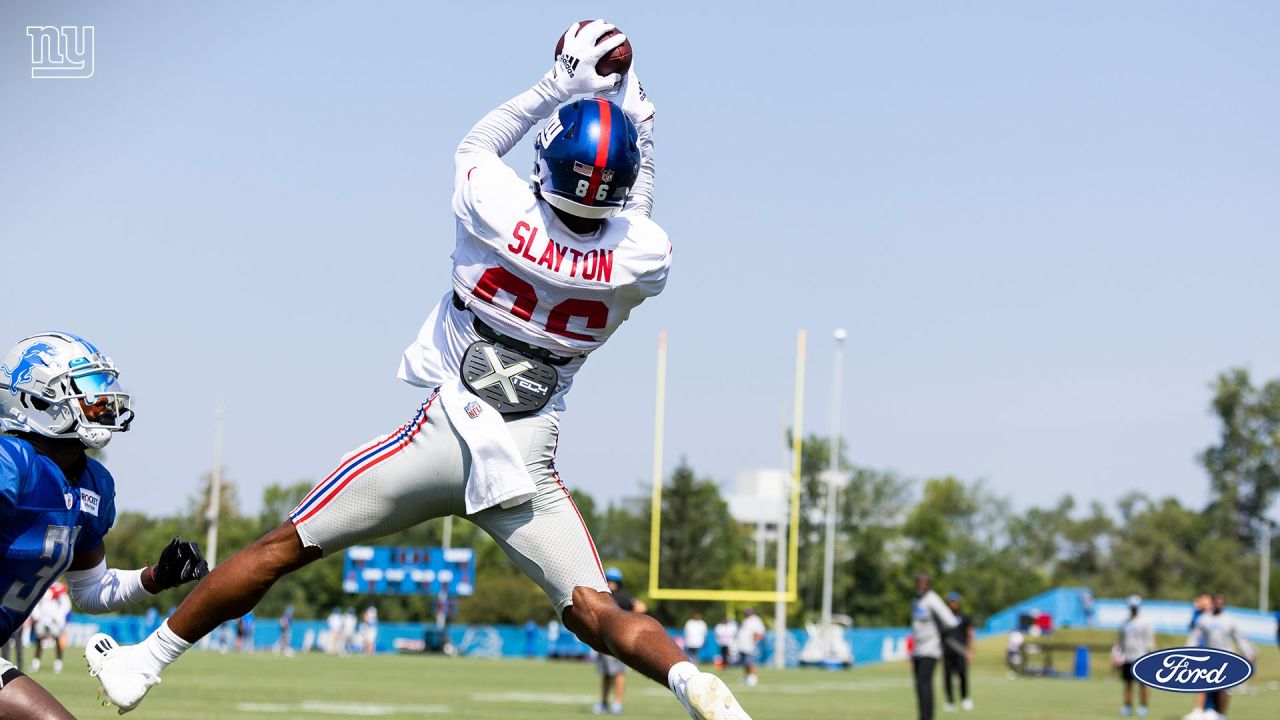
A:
533,98,639,219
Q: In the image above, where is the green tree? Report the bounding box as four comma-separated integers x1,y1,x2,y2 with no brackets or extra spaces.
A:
1200,368,1280,544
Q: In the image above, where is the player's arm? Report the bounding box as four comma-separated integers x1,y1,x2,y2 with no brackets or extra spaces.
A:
929,592,960,629
1185,620,1203,647
1230,624,1255,660
63,537,208,614
454,21,626,185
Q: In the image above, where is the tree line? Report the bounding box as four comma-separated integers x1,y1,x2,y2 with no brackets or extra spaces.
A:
98,368,1279,629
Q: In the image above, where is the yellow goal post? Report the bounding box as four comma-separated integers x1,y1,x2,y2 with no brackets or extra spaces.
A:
646,330,806,603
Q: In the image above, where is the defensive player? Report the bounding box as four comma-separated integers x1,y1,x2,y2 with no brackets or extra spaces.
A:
0,332,208,719
88,21,751,720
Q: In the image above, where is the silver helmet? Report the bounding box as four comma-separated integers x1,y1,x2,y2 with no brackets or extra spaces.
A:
0,332,133,449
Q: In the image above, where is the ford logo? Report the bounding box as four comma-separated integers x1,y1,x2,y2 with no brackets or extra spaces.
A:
1131,647,1253,693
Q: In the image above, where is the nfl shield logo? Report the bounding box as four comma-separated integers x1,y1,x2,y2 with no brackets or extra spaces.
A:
465,401,483,419
64,492,74,509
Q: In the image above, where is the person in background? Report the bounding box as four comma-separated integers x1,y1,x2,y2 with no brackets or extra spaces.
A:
276,606,295,656
683,613,708,665
714,615,738,670
1116,595,1155,718
736,609,766,687
341,607,358,655
361,606,378,656
547,619,562,659
523,619,539,659
910,573,959,720
1183,593,1214,720
325,608,343,655
235,610,255,653
941,592,974,712
594,568,646,715
28,583,71,674
1005,629,1024,678
1186,593,1255,720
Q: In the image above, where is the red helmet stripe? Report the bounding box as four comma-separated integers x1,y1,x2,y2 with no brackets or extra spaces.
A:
583,99,612,206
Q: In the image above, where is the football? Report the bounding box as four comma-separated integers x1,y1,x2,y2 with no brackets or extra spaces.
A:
554,20,633,78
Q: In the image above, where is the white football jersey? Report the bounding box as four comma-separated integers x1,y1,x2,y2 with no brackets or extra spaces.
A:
398,152,670,413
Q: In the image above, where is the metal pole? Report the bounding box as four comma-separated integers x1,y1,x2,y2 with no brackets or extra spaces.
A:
1261,522,1271,613
820,329,846,634
774,331,806,669
772,487,788,669
206,397,224,569
442,515,453,551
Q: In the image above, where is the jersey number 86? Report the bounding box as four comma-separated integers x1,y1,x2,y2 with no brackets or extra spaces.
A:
574,180,609,201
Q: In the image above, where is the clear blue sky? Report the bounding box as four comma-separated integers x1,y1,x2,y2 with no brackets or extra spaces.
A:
2,2,1277,522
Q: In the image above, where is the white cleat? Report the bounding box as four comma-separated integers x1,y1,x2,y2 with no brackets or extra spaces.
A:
683,673,752,720
85,633,160,715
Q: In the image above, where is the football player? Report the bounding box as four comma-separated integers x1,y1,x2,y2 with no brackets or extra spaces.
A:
88,20,751,720
0,332,208,719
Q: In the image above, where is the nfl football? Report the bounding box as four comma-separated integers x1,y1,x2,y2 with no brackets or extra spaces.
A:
554,20,633,78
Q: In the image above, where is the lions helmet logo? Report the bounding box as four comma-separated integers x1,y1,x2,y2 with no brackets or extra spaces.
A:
1,342,56,395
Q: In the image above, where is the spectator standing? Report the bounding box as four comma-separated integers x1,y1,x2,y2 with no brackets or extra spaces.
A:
683,613,708,664
361,606,378,656
1005,629,1024,678
593,568,646,715
235,611,255,653
1186,593,1255,720
714,616,738,670
277,606,295,656
941,592,974,712
1183,593,1214,720
325,608,343,655
341,607,358,654
1116,595,1155,718
910,573,959,720
736,609,766,687
28,583,71,674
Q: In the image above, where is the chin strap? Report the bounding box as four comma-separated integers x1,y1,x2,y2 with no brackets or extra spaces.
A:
77,425,112,449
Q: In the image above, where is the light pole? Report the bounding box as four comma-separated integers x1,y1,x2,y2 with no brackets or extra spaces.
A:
819,329,846,649
206,397,224,569
1261,521,1272,613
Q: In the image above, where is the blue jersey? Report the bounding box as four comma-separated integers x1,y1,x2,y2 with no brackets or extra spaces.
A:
0,436,116,643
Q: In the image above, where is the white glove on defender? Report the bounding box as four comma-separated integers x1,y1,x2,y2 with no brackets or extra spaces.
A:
550,20,627,97
597,66,655,125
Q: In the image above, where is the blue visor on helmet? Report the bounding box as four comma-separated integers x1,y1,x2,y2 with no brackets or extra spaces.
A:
72,370,125,398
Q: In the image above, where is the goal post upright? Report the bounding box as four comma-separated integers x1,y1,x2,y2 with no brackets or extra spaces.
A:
648,330,807,606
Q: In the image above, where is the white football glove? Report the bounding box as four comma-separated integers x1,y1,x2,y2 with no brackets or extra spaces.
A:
550,20,627,97
597,66,654,125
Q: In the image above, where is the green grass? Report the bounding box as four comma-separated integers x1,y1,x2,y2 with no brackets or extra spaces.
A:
26,635,1280,719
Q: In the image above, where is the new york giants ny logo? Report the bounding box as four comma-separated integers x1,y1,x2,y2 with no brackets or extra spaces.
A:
27,25,95,79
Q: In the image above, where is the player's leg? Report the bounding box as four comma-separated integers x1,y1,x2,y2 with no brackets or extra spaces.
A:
470,413,750,719
89,394,465,712
942,653,956,706
30,630,43,672
613,667,627,711
0,661,75,720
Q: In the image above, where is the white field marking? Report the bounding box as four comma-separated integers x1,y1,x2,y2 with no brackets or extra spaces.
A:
471,691,599,705
237,702,450,715
635,678,909,697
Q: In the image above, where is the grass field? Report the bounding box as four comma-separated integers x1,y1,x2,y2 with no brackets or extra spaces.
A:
28,634,1280,719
